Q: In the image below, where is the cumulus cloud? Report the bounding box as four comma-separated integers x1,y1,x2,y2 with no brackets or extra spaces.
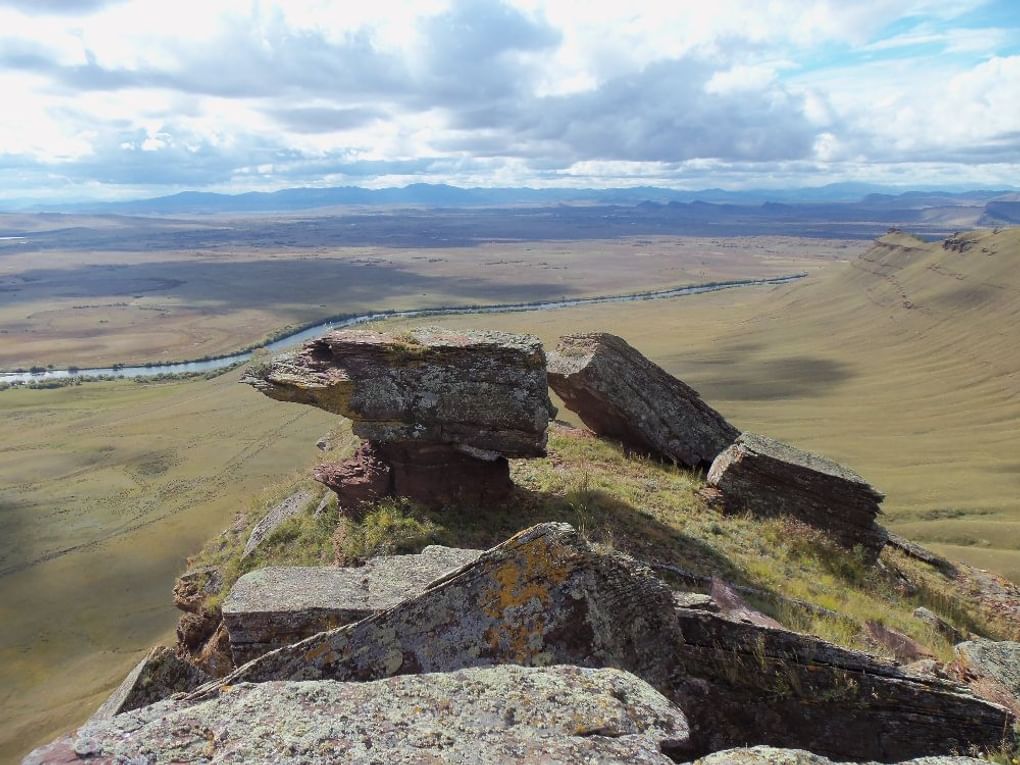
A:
0,0,1016,202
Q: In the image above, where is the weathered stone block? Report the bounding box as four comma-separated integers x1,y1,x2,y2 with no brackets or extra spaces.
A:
222,545,482,664
92,645,208,720
242,327,554,458
27,665,689,765
198,523,1010,762
547,332,738,468
707,432,887,559
691,745,983,764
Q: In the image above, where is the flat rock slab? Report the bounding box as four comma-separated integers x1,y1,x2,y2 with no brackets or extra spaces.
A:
955,638,1020,713
201,523,1009,762
547,333,738,468
691,746,984,764
27,665,688,765
707,432,887,559
242,490,315,560
222,545,482,664
92,645,208,720
242,327,554,458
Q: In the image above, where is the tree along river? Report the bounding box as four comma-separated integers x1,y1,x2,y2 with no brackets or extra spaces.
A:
0,273,804,384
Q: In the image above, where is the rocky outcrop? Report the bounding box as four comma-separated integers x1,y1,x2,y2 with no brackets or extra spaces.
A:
243,327,554,507
92,645,208,720
172,565,223,613
243,327,553,457
707,433,887,559
312,442,390,512
221,546,482,663
242,489,316,560
172,563,233,677
171,565,234,678
953,639,1020,715
691,746,983,764
26,666,689,765
547,333,738,468
195,523,1010,762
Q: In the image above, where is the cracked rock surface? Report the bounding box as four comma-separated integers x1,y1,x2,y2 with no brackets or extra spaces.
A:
25,665,689,765
547,332,738,469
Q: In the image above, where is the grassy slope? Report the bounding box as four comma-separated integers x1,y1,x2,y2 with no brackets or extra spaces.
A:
375,228,1020,578
0,370,333,763
190,426,1007,677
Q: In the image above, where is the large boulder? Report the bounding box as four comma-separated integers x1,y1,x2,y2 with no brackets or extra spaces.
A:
91,645,209,720
954,638,1020,715
222,546,482,664
243,327,555,508
194,523,1010,762
707,433,887,560
691,746,983,764
243,327,553,458
26,665,689,765
547,333,738,468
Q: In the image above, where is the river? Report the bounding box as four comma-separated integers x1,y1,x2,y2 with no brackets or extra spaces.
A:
0,273,804,383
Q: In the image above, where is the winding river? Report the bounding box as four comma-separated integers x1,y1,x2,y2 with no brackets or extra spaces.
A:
0,273,804,384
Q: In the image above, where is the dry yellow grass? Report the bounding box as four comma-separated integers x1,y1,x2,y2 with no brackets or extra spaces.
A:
0,370,333,762
0,235,849,368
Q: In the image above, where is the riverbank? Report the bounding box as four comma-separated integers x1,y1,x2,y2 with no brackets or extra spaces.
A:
0,274,804,385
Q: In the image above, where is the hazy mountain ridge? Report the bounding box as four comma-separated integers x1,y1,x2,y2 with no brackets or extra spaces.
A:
15,183,1018,216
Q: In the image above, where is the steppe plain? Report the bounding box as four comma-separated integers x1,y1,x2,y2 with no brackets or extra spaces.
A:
1,206,1015,760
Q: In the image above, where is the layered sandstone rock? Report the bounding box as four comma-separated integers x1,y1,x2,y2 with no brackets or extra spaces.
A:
546,332,738,468
195,523,1010,762
243,327,553,457
92,645,208,720
171,565,234,678
221,546,482,663
707,433,887,559
25,665,690,765
243,327,554,507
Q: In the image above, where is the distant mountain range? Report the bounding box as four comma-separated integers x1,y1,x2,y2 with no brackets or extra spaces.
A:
15,183,1020,216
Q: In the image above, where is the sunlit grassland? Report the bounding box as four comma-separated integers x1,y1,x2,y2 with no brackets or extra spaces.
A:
0,370,333,762
0,235,848,369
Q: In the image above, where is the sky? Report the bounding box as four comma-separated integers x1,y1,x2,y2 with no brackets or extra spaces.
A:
0,0,1018,202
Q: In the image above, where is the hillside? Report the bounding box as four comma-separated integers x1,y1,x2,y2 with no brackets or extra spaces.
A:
378,228,1020,578
32,317,1020,762
11,229,1020,762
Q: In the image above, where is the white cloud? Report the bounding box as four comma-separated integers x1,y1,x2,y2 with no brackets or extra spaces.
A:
0,0,1016,201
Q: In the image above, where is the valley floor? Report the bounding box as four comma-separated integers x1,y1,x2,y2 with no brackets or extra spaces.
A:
3,230,1018,761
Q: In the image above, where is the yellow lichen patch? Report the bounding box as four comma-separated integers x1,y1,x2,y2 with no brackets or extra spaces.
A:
303,641,339,665
483,536,577,619
479,536,583,663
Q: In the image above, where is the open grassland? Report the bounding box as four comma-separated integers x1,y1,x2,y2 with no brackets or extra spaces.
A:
0,234,850,369
0,370,334,762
